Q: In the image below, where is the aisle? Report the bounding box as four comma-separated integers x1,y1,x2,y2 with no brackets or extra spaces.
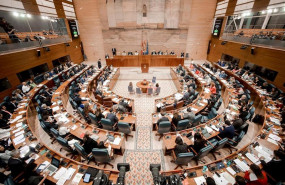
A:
112,67,177,185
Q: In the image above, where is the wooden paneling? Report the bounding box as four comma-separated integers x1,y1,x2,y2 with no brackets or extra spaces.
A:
106,55,184,67
0,38,83,100
225,0,237,16
252,0,270,12
207,37,285,91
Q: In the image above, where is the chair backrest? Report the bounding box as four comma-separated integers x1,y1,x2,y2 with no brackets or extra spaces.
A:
214,138,228,151
235,131,245,143
158,121,171,134
37,99,42,105
147,88,153,95
57,136,73,153
208,108,217,119
176,120,189,131
193,115,202,124
152,77,156,83
40,121,50,134
70,100,78,109
128,86,133,92
74,142,89,160
101,118,114,131
198,144,213,159
36,106,41,114
250,107,255,115
118,122,131,134
50,128,59,138
88,112,98,125
176,152,194,165
92,148,111,163
4,176,15,185
156,87,161,95
239,123,249,134
136,88,141,94
78,107,85,118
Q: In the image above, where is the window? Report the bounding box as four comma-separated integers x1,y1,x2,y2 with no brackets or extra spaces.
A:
266,14,285,29
244,61,278,81
0,78,12,92
17,63,49,82
221,54,240,66
242,16,265,29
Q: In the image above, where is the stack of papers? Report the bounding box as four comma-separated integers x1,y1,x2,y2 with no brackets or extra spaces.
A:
174,93,183,100
52,106,60,112
194,176,206,185
13,134,25,145
72,173,84,184
268,134,281,141
111,137,121,145
245,153,260,165
234,159,250,172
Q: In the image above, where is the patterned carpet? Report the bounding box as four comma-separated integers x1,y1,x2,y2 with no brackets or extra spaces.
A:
112,67,177,185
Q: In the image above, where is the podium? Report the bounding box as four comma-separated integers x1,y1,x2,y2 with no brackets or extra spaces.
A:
141,63,149,73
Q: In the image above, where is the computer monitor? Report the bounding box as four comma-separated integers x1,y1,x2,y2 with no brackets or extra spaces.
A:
51,157,60,168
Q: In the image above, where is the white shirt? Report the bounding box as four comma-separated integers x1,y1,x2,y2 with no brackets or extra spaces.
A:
59,127,70,136
22,85,30,93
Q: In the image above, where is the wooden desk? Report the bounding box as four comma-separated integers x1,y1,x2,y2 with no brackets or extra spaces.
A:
10,65,120,184
136,80,151,93
106,55,184,67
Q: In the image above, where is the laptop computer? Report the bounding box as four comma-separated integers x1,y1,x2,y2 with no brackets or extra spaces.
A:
44,157,60,176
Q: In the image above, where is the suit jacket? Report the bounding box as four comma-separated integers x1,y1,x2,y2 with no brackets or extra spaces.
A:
232,118,243,130
172,115,181,127
219,125,235,139
193,139,207,153
174,143,188,156
106,113,118,124
8,158,25,177
183,92,190,100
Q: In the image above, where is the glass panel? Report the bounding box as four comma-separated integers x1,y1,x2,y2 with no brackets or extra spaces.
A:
17,63,49,82
266,14,285,29
244,61,278,81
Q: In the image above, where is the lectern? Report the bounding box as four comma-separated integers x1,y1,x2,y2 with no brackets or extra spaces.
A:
141,63,149,73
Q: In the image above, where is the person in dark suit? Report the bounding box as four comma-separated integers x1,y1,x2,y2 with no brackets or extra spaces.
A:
157,112,169,126
183,90,190,101
0,114,8,129
190,132,207,153
232,115,243,130
73,94,83,107
82,132,105,154
218,120,235,139
97,59,102,69
239,106,249,122
6,98,17,113
172,112,181,129
112,48,116,56
0,105,11,121
174,136,188,156
119,99,132,112
106,108,118,125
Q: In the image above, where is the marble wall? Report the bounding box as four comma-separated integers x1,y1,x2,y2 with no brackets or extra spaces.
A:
102,29,188,56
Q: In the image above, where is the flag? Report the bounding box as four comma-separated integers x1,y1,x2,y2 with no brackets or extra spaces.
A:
146,40,149,55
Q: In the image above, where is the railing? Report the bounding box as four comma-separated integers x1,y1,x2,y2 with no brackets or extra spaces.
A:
0,35,72,55
221,32,285,50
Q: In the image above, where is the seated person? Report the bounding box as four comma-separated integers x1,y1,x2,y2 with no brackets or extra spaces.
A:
73,94,83,107
21,82,31,93
190,132,207,153
40,104,53,116
238,95,248,106
0,144,12,166
28,80,37,88
157,112,169,126
122,51,127,56
260,150,285,182
151,50,157,55
219,71,226,79
0,114,8,129
232,114,243,130
261,82,270,92
218,120,235,139
0,105,11,121
209,82,216,94
234,176,246,185
239,106,249,121
43,115,58,130
58,121,70,137
119,99,132,112
270,87,280,100
172,112,181,129
243,164,268,185
183,107,195,126
6,98,17,113
106,108,118,125
174,136,188,156
83,132,105,154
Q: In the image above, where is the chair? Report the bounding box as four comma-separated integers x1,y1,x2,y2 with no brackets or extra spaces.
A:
154,87,161,95
192,115,202,126
50,128,59,144
226,131,245,153
136,88,142,95
147,88,153,95
92,148,114,168
117,122,133,141
70,100,78,109
214,99,222,110
128,86,134,94
56,137,76,158
36,106,41,114
192,144,214,165
78,107,85,119
39,121,52,138
74,142,93,164
88,112,101,127
152,77,156,83
171,151,194,170
249,107,255,120
156,121,171,141
101,118,115,131
4,176,15,185
175,120,189,131
209,138,228,160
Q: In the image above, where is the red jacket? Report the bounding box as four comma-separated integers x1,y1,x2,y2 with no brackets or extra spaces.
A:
244,171,268,185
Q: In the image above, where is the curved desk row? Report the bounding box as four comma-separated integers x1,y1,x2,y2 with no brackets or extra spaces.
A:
10,65,120,184
159,63,281,184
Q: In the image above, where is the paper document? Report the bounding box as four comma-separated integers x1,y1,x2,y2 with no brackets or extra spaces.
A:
194,176,206,185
